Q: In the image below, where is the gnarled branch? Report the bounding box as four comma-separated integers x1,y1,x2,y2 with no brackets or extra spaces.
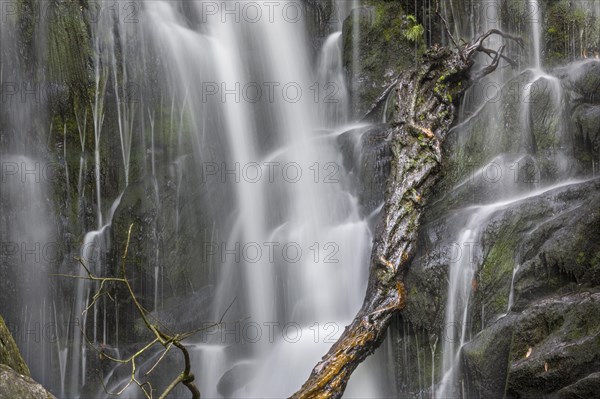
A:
291,23,522,399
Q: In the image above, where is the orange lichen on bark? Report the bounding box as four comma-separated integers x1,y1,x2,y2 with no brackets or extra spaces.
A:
409,123,435,138
401,252,409,263
292,325,377,399
396,280,407,309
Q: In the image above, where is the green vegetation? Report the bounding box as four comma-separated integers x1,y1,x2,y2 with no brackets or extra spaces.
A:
403,15,425,43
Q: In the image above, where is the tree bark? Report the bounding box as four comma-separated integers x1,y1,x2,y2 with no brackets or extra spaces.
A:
292,30,520,398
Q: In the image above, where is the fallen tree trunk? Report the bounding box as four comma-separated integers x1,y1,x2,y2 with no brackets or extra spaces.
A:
291,27,523,399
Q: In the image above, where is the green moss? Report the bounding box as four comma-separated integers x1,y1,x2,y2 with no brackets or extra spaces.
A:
576,252,586,265
47,2,90,88
383,15,402,42
510,310,566,362
343,1,424,116
475,224,521,325
592,251,600,268
565,306,600,340
0,314,30,377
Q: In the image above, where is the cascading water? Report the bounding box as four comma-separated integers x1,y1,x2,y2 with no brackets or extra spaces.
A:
435,1,589,398
316,32,349,128
69,194,123,397
530,0,542,70
3,1,597,398
193,2,385,396
437,1,505,395
45,1,390,398
0,2,56,390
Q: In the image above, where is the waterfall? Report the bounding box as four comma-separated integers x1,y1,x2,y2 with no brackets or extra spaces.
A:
69,193,122,397
0,1,57,391
316,32,349,127
437,4,506,393
13,1,395,397
506,263,521,312
1,0,596,398
192,2,384,396
434,1,586,397
0,157,54,379
436,206,491,398
436,177,588,398
530,0,542,69
90,14,108,228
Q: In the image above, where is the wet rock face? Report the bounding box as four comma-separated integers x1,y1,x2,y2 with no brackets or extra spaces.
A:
462,181,600,398
388,57,600,396
511,182,600,306
554,371,600,399
461,290,600,399
565,61,600,171
561,60,600,104
572,104,600,164
507,291,600,399
337,124,392,216
462,314,516,399
342,1,420,119
429,60,600,198
217,363,255,398
395,175,600,396
301,0,337,44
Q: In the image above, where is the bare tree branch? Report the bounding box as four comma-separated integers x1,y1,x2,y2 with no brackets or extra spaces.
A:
60,223,236,399
434,0,462,57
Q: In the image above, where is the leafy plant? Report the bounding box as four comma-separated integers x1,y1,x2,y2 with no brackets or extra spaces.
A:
404,15,425,43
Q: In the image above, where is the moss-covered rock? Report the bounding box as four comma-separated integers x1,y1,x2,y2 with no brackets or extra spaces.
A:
458,261,600,399
462,314,516,398
342,1,423,119
0,315,29,377
397,176,600,396
507,290,600,398
0,315,55,398
512,179,600,308
560,60,600,104
571,103,600,175
0,365,56,399
46,1,90,97
554,372,600,399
